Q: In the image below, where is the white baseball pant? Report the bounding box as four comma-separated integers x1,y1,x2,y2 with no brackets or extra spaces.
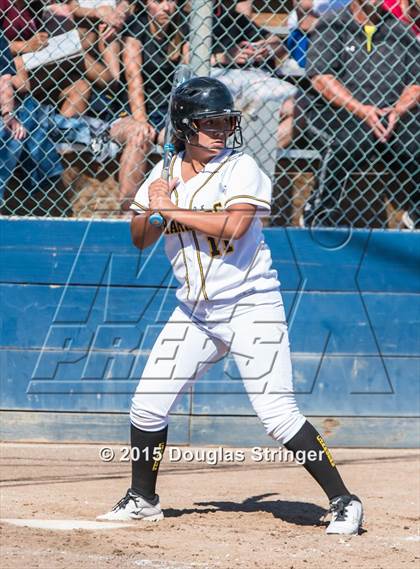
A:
130,290,306,444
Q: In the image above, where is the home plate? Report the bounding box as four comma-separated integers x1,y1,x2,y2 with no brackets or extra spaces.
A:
1,519,134,530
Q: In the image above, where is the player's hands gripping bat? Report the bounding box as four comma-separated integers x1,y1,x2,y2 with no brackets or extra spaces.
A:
149,64,193,226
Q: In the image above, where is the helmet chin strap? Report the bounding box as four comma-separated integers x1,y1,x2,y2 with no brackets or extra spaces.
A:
183,137,228,151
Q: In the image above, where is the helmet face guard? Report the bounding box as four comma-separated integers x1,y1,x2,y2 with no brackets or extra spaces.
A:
181,111,243,150
171,77,243,150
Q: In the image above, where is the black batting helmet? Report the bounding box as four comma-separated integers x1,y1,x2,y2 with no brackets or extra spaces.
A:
171,77,243,149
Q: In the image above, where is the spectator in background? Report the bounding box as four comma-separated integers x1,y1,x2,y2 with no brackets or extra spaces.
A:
288,0,352,31
382,0,420,36
210,0,297,148
68,0,130,34
120,0,188,134
67,0,132,85
301,0,419,228
0,35,27,144
284,0,419,73
0,30,66,214
235,0,253,17
89,0,189,209
284,0,351,72
1,0,45,53
1,0,91,117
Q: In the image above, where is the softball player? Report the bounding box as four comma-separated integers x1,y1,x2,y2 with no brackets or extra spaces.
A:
97,77,363,535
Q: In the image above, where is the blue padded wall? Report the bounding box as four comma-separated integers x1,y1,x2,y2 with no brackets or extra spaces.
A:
1,219,419,446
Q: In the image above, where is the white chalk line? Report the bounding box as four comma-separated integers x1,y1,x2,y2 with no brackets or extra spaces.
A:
1,518,133,530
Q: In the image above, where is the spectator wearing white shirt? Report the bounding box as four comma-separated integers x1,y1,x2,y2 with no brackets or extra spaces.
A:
288,0,352,31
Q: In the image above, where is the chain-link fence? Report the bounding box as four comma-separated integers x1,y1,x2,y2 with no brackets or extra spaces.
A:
0,0,418,227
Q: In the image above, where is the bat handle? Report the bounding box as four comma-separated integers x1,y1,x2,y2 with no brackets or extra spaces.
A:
148,156,173,227
148,168,168,226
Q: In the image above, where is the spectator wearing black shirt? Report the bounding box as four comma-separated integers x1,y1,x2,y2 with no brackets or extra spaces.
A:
210,1,297,148
302,0,419,227
104,0,189,209
120,1,189,134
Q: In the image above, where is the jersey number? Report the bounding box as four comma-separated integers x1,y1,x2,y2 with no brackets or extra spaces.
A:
207,237,234,258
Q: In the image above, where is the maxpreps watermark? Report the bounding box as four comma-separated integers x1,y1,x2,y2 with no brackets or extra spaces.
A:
99,446,324,466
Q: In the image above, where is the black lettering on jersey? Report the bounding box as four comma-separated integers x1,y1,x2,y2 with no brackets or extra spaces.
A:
224,241,234,254
166,220,189,234
213,201,223,212
207,236,234,258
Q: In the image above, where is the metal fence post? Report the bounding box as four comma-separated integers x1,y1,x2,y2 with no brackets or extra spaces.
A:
189,0,212,76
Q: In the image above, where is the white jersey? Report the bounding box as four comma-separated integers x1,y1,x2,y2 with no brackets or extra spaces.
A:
130,149,280,304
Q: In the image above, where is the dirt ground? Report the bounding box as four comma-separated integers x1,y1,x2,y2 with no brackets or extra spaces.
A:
0,444,419,569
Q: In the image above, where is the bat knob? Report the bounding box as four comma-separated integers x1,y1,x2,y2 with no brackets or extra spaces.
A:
149,212,164,226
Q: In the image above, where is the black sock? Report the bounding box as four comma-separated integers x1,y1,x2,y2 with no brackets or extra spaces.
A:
284,420,349,500
130,423,168,502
